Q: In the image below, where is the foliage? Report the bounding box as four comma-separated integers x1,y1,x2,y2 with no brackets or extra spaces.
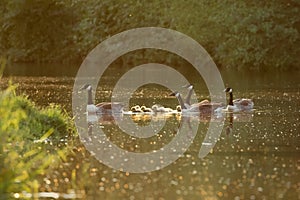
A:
0,0,299,70
0,57,6,78
166,0,300,70
0,83,76,198
0,0,76,63
205,0,300,70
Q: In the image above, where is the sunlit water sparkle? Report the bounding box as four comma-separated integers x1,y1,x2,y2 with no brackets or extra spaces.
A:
1,68,299,199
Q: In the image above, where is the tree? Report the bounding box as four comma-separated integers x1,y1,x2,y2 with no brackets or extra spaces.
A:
0,0,299,70
0,0,75,62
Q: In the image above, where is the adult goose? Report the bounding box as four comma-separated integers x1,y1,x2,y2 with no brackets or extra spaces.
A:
170,91,224,114
80,84,124,114
224,87,254,112
182,84,211,107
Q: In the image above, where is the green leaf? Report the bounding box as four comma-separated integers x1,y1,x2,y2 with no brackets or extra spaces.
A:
38,128,54,142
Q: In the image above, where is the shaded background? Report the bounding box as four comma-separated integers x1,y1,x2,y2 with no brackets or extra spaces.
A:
0,0,299,71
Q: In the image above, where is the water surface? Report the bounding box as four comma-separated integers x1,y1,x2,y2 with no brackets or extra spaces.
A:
1,64,299,199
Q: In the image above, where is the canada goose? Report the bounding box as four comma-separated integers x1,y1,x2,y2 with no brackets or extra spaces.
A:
224,87,254,112
151,104,173,113
170,91,224,114
80,84,124,114
182,84,211,107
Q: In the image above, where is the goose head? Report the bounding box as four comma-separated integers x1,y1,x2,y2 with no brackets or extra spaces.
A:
169,91,180,98
224,87,233,93
182,84,193,90
80,83,92,91
80,84,94,105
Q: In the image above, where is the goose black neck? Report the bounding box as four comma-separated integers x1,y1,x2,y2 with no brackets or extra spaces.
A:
229,92,233,106
177,93,187,109
185,88,193,105
87,89,93,105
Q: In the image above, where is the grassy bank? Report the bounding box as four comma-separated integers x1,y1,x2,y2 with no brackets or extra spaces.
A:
0,83,76,199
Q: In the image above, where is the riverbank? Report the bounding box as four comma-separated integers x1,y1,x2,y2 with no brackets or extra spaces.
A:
0,83,77,199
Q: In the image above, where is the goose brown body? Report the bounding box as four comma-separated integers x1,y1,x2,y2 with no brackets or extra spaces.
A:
224,87,254,111
80,84,124,114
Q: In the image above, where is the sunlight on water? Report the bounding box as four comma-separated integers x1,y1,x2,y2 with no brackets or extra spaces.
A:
0,68,299,199
13,191,84,199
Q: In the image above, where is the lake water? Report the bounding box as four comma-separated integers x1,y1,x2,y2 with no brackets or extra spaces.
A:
1,64,300,199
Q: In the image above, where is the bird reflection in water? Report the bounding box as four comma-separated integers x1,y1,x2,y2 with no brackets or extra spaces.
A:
226,112,234,135
86,111,253,132
85,110,254,156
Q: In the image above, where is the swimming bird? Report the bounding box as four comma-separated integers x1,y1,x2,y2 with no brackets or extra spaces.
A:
224,87,254,112
170,91,224,114
151,104,174,113
80,84,124,114
176,105,182,112
140,105,153,113
182,84,211,108
130,105,143,113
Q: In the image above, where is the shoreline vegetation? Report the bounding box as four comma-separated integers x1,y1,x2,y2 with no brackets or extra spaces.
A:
0,83,77,199
0,0,299,71
0,58,77,198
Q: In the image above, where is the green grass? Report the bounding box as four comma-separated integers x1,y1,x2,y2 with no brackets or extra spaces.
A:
0,82,76,199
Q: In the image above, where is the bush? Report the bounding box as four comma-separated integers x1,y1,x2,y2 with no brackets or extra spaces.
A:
0,83,76,198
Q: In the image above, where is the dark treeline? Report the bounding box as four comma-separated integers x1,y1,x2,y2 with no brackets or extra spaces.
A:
0,0,299,70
